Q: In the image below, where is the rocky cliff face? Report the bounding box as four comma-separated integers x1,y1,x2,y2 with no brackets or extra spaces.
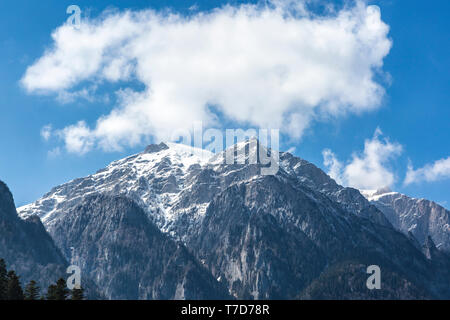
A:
190,174,449,299
279,152,393,227
18,142,213,240
15,140,450,299
361,189,450,253
50,194,229,299
0,180,68,291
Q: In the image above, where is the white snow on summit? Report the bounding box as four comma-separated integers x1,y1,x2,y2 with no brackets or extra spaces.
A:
17,142,214,233
360,187,397,201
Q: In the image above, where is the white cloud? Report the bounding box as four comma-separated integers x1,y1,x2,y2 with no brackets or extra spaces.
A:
188,4,199,12
322,148,344,185
22,1,392,153
404,157,450,185
40,124,52,141
55,85,106,104
57,121,95,155
287,146,296,154
323,128,402,190
47,147,62,158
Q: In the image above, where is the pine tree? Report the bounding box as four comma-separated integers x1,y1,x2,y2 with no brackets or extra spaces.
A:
24,280,40,300
6,270,24,300
47,278,70,300
0,258,7,300
71,287,85,300
46,284,58,300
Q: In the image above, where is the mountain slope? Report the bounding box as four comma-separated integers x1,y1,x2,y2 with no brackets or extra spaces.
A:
49,193,229,299
279,152,392,227
361,189,450,253
190,173,450,299
18,142,213,239
0,180,68,291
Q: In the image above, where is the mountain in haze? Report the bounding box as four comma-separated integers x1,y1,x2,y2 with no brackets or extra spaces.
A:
361,188,450,253
0,180,68,292
17,139,450,299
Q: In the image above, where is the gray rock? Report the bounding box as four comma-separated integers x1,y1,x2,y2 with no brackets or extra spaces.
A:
144,142,169,154
50,193,229,299
0,180,67,292
190,175,450,299
362,190,450,253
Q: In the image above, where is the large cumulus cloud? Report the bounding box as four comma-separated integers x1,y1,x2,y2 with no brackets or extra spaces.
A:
22,1,392,153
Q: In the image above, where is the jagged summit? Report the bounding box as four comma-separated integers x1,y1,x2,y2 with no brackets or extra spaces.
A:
18,141,213,228
143,141,213,161
142,137,277,169
209,137,275,166
17,138,392,239
144,142,169,154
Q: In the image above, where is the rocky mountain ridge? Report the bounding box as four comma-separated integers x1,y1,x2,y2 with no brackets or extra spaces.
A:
11,139,450,299
361,188,450,253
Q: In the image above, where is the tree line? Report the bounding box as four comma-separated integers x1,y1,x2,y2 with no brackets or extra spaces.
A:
0,258,84,300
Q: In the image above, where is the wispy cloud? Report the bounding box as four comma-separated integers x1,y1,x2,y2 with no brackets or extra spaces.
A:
322,148,345,185
405,157,450,185
40,124,52,141
22,0,392,154
57,121,94,155
47,147,62,158
323,128,402,190
287,146,296,154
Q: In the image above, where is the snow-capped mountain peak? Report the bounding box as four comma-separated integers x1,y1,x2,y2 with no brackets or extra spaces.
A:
18,142,214,232
18,140,450,255
12,140,450,299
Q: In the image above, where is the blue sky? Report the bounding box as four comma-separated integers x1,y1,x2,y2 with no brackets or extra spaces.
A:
0,0,449,207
